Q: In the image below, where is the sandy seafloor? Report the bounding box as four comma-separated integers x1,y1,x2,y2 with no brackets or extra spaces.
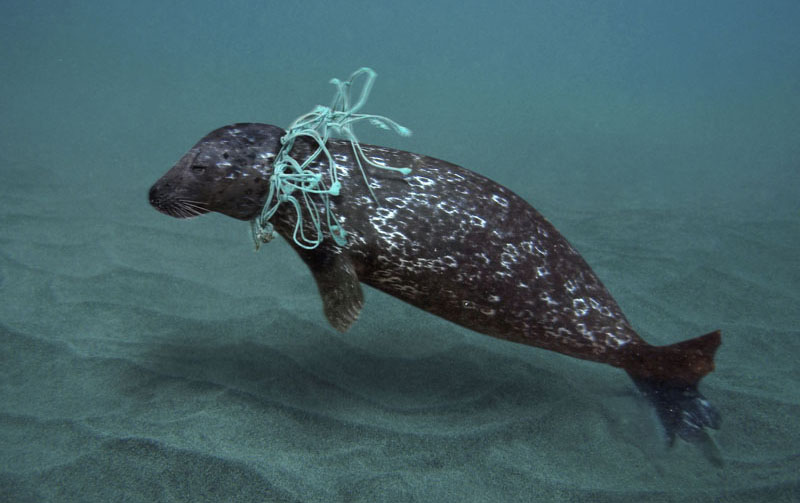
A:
1,1,799,502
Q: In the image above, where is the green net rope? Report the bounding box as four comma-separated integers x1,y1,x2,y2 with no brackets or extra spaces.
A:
250,67,412,250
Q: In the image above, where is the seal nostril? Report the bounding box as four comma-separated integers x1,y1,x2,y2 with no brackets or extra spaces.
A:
148,185,160,205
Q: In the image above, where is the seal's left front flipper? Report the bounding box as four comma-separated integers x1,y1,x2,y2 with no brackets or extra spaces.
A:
302,249,364,333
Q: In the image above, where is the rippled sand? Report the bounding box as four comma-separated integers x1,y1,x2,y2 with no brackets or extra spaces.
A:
1,149,798,502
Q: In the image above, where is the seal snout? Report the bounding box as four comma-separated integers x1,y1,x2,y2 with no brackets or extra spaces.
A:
148,184,161,207
148,183,172,214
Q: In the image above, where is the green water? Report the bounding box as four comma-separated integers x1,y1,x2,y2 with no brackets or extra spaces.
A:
1,1,798,501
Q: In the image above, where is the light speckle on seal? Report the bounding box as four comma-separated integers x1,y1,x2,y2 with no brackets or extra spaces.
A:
149,69,722,448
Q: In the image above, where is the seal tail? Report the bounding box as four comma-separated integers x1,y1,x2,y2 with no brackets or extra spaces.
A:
622,330,722,444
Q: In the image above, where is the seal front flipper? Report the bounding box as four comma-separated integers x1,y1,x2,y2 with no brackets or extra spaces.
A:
299,248,364,333
621,330,722,444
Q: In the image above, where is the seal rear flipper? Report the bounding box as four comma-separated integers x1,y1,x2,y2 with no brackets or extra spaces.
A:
306,252,364,333
629,374,721,444
622,330,722,444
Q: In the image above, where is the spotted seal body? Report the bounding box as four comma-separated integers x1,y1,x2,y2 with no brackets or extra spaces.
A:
150,123,722,444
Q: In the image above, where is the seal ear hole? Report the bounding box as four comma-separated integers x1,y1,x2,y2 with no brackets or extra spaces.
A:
223,152,229,159
191,165,208,174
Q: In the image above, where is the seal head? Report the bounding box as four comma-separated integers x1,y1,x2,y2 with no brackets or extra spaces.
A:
149,124,284,220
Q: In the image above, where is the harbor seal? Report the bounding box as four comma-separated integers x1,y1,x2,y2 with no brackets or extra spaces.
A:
149,123,721,444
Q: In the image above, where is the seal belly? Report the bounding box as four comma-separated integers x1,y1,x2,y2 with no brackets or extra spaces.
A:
335,144,639,366
315,140,721,445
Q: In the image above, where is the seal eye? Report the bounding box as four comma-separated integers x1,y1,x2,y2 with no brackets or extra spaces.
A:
191,165,208,174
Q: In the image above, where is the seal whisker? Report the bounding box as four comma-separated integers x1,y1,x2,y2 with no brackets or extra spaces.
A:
181,199,209,209
175,203,198,218
181,203,206,214
177,204,202,217
178,199,209,216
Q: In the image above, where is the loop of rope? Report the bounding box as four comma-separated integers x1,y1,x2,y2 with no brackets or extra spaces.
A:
251,67,412,250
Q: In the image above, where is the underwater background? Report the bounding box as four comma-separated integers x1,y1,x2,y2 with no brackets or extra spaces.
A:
1,0,798,501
